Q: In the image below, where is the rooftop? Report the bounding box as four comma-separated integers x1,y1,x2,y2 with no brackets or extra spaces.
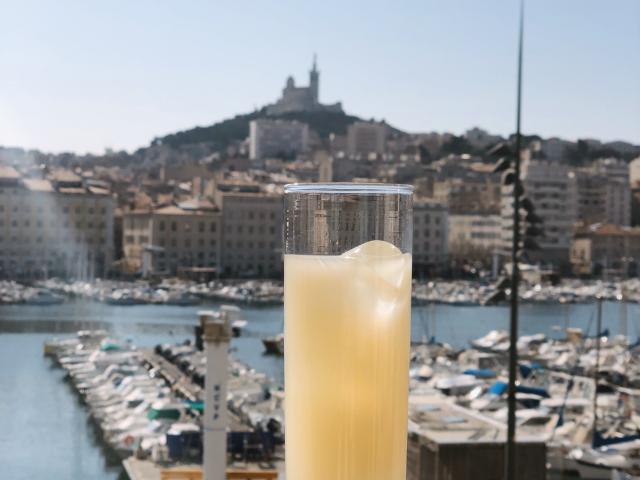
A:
575,223,640,237
0,165,20,179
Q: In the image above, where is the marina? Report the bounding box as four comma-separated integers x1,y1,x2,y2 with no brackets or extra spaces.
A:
6,277,640,308
3,299,640,479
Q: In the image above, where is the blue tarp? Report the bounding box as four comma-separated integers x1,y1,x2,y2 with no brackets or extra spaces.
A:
486,381,550,398
519,362,545,379
488,381,508,395
593,431,640,448
463,368,496,378
516,384,550,398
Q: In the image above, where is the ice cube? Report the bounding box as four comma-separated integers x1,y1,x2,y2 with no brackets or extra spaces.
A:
342,240,402,258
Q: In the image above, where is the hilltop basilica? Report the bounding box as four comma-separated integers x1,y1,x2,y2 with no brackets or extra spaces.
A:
266,56,343,115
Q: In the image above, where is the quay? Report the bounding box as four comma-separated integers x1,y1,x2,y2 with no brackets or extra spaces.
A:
123,458,281,480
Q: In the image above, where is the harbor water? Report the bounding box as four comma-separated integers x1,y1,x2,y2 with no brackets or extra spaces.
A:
1,300,638,479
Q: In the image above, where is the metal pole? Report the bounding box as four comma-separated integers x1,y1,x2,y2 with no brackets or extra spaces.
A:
592,298,602,442
505,1,524,479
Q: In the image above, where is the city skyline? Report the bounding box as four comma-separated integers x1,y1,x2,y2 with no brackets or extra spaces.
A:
1,0,639,154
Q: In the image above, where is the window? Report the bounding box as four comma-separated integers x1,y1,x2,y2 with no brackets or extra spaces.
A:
125,235,135,244
237,225,243,234
75,206,82,214
88,208,94,214
185,239,191,248
184,222,191,232
199,222,204,233
198,238,204,247
171,222,177,232
210,239,217,247
269,226,275,235
248,212,254,220
210,222,216,232
248,226,254,234
270,212,275,220
159,221,165,232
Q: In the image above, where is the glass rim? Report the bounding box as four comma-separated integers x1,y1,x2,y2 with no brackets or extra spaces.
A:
284,182,414,195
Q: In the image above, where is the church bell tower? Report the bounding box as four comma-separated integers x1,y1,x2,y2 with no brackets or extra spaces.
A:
309,53,319,105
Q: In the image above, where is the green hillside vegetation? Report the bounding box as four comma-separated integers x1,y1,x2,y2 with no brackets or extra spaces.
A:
151,109,368,150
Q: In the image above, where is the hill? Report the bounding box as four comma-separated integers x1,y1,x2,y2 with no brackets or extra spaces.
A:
151,109,369,151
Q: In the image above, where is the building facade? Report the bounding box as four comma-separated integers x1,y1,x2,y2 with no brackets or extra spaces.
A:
573,170,631,227
448,214,502,254
123,200,221,276
217,191,283,277
433,176,501,215
500,154,577,267
249,119,309,160
346,121,387,157
0,166,114,279
571,223,640,277
413,200,448,273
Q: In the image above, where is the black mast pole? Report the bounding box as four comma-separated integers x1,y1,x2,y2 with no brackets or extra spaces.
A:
505,1,524,478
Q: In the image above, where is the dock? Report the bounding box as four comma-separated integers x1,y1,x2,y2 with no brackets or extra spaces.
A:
141,349,202,402
123,457,283,480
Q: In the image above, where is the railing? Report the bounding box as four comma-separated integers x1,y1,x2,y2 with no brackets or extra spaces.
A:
160,468,278,480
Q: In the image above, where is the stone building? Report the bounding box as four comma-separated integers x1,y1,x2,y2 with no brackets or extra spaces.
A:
249,119,309,160
573,169,630,227
265,56,343,115
216,190,283,278
0,166,114,279
448,214,502,256
571,223,640,277
346,121,387,157
413,200,448,274
123,199,221,276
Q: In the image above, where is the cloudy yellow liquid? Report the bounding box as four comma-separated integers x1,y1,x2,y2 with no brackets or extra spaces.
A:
284,241,412,480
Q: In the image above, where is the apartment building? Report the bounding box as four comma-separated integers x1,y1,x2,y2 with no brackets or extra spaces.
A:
433,176,501,215
123,199,221,276
413,200,448,273
346,121,387,157
573,170,631,226
500,153,577,268
571,223,640,277
217,190,283,278
448,214,502,255
0,166,114,279
249,119,309,160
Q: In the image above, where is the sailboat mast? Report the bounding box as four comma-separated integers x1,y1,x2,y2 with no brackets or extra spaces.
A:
592,297,603,442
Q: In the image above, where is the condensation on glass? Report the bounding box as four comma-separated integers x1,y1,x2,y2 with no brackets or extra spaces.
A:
284,183,414,255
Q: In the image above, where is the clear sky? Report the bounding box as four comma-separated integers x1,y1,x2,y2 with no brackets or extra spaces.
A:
1,0,639,154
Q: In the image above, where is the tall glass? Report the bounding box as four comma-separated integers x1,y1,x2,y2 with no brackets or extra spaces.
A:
284,183,413,480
